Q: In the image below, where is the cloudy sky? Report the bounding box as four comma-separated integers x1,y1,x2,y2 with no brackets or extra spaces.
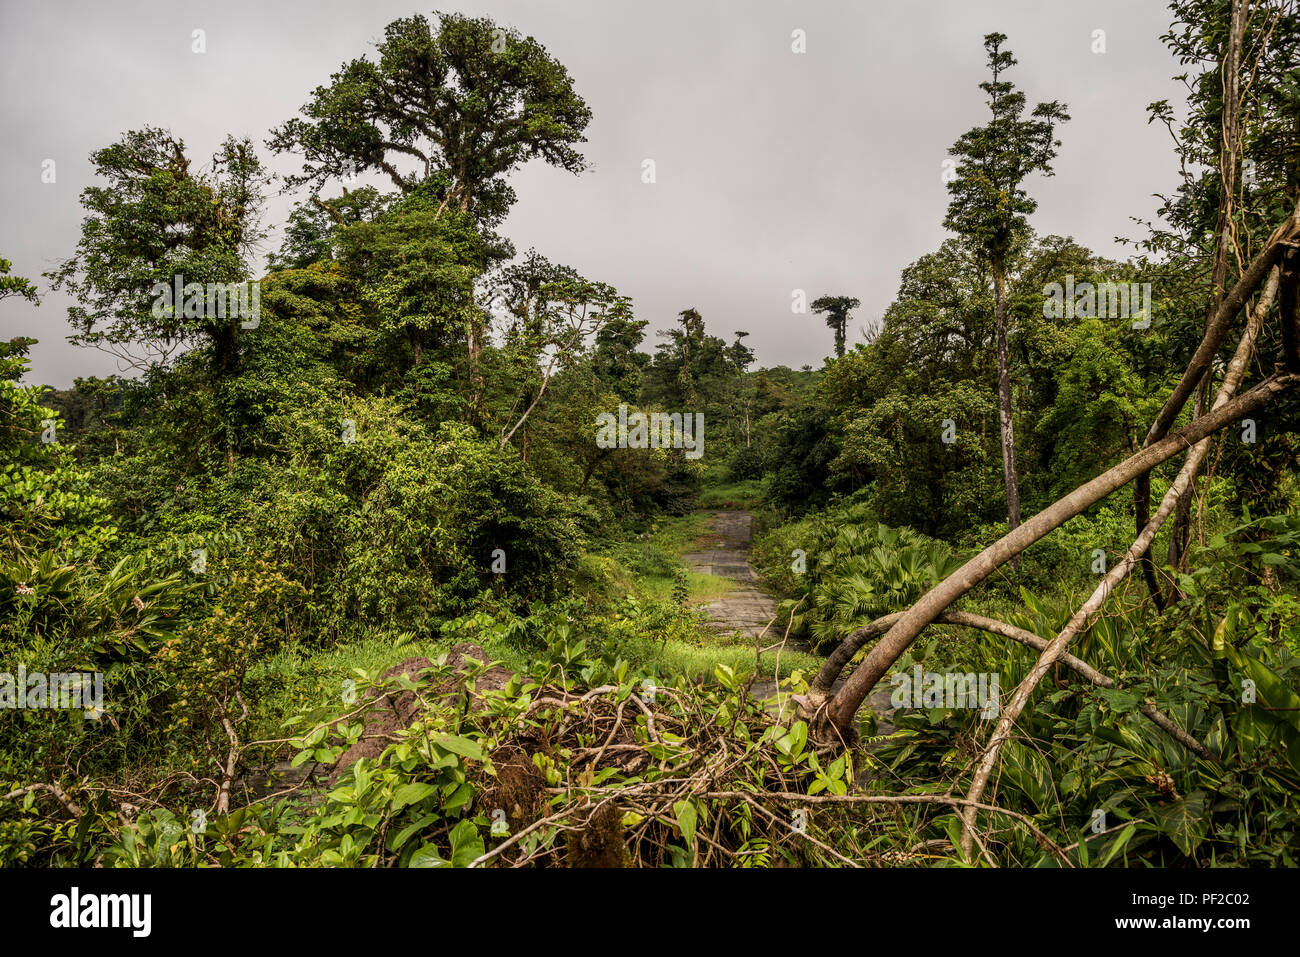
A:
1,0,1185,387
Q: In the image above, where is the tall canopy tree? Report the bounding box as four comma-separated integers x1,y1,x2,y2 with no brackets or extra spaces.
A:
334,189,490,369
485,251,631,453
268,12,591,209
268,12,593,417
667,308,706,406
268,186,389,272
0,259,46,466
943,33,1069,533
810,295,860,358
47,128,268,379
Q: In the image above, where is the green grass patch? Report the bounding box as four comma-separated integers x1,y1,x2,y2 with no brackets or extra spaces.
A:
615,632,819,683
697,479,765,510
635,570,734,604
645,512,717,556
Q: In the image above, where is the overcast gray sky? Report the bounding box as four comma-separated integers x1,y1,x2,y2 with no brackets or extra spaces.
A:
1,0,1185,387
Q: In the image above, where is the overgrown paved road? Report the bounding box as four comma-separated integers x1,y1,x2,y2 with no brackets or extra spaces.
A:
683,510,897,732
681,510,781,641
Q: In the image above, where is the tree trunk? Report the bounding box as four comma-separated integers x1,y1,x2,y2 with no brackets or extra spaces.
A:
1166,0,1246,580
410,328,423,367
578,452,604,496
992,256,1022,535
459,190,487,428
1140,0,1252,599
1167,477,1195,568
468,315,484,425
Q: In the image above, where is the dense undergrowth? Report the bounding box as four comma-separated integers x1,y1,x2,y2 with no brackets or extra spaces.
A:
4,3,1300,867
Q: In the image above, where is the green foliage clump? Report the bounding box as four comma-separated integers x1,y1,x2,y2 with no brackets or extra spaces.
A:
874,514,1300,866
756,504,962,651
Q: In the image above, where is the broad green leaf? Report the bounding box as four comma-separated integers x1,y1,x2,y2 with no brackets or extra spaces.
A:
435,735,485,762
1099,822,1137,866
1154,790,1209,856
389,813,438,851
408,843,448,868
674,799,698,847
449,819,485,868
390,782,437,812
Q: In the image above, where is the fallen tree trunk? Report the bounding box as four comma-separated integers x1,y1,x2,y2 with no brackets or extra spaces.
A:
815,204,1300,743
807,609,1210,760
1135,198,1300,600
955,266,1278,856
1143,205,1296,447
807,610,1100,706
815,367,1299,740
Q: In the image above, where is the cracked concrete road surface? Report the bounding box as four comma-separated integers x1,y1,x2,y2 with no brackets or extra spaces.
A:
682,510,896,733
